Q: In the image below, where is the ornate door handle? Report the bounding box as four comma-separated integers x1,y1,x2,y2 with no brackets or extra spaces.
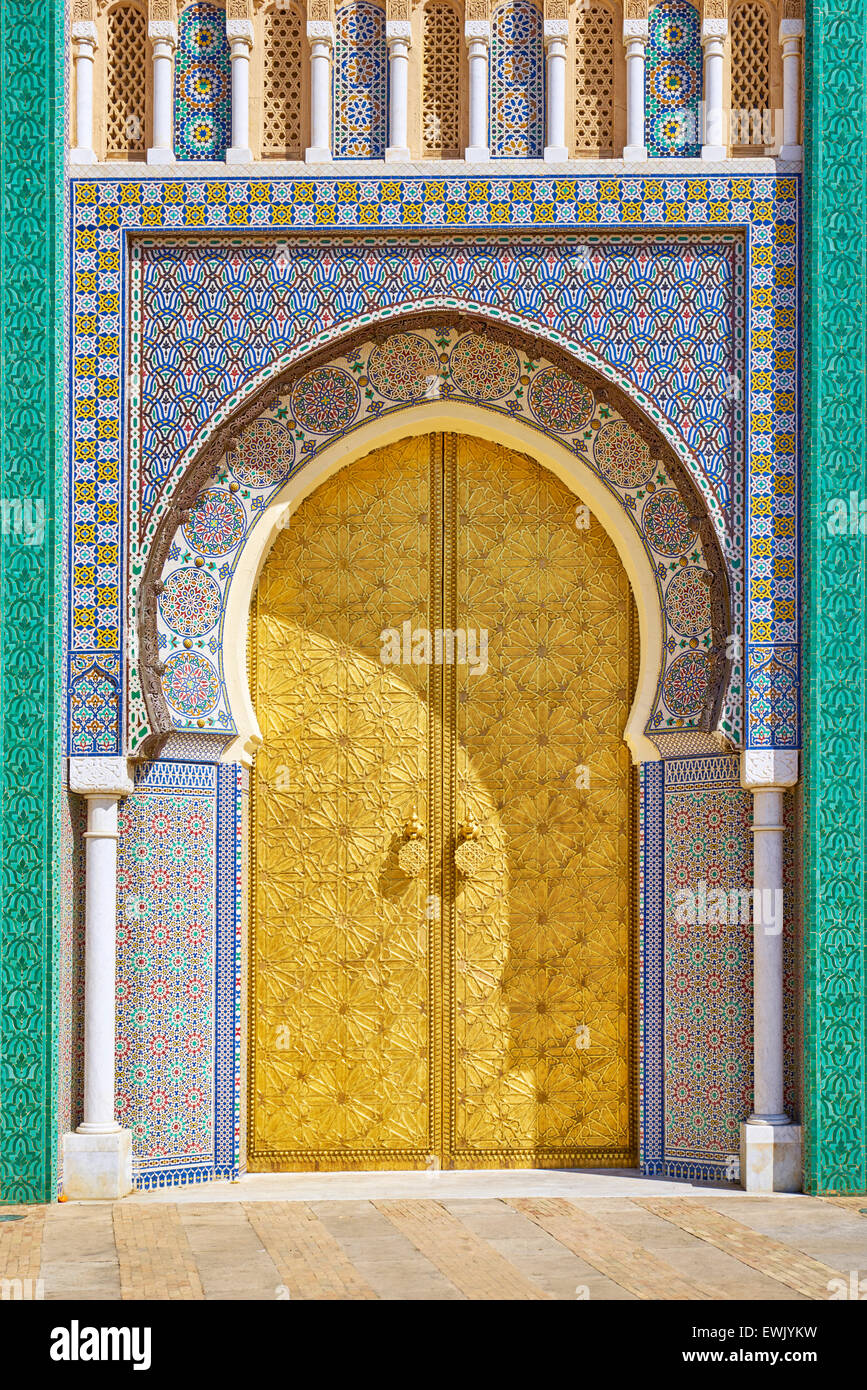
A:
398,808,427,877
454,818,487,877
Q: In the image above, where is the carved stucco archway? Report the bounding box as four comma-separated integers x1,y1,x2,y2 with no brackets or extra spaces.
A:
136,314,734,765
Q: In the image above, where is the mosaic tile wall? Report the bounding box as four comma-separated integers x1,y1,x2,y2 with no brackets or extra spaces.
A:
68,172,800,760
174,2,232,162
333,2,387,159
646,0,703,158
640,754,796,1180
151,323,733,747
114,759,241,1187
490,0,545,158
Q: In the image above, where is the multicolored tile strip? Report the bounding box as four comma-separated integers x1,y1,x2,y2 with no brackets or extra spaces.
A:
646,0,703,158
114,759,240,1187
68,172,799,752
490,0,545,159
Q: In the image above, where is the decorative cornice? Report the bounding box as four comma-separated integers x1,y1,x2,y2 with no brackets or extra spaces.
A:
69,757,134,798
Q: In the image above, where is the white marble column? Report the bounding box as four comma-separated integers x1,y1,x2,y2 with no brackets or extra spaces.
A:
779,18,804,161
622,18,648,162
147,20,178,163
465,20,491,162
70,21,98,164
543,20,568,162
226,20,254,162
385,21,412,161
63,758,135,1199
739,750,802,1193
306,20,334,161
700,18,726,159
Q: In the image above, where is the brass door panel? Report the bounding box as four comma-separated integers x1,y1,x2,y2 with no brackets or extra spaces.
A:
250,433,635,1171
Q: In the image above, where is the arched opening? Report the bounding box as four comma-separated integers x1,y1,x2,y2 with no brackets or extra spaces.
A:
248,430,637,1170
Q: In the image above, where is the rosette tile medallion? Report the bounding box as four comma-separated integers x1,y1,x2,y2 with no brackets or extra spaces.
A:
367,333,441,400
158,569,222,638
665,566,712,637
593,419,655,490
642,487,698,557
448,333,521,400
173,1,232,161
662,650,711,716
528,367,595,432
333,1,388,159
162,651,221,719
230,418,295,489
489,0,545,157
646,0,703,158
184,489,246,557
290,366,361,434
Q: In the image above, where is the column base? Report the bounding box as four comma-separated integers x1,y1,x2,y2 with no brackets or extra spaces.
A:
62,1129,134,1200
739,1120,802,1193
779,144,803,162
543,145,569,162
701,144,727,160
69,148,98,164
385,146,411,162
622,144,647,162
464,146,490,162
225,147,253,164
305,146,332,163
146,148,176,165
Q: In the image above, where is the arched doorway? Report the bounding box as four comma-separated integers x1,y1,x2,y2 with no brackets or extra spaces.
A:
248,431,637,1170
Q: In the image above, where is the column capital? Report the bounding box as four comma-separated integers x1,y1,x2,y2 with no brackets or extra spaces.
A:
465,19,491,43
779,18,804,41
623,18,649,43
701,19,727,41
226,18,254,45
306,18,335,43
148,19,178,44
543,19,568,43
386,19,412,44
72,19,98,46
69,756,134,799
740,750,799,791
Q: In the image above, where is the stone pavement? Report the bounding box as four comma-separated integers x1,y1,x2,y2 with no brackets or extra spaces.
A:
1,1172,866,1301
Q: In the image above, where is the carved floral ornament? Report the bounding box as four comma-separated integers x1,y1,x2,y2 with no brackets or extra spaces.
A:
136,314,731,762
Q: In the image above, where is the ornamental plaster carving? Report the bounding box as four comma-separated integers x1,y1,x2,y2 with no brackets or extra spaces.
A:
741,750,799,789
148,0,175,20
148,19,178,41
306,18,334,40
623,0,647,17
72,0,96,19
226,17,254,40
465,18,491,40
779,18,804,39
702,0,726,19
307,0,332,19
623,18,649,40
226,0,252,17
69,757,134,798
464,0,490,20
387,0,411,20
543,19,569,41
701,19,728,40
544,0,567,18
71,19,98,43
386,19,412,41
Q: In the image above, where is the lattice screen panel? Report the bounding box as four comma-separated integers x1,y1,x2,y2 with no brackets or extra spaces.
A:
423,2,461,157
263,7,305,158
106,3,148,157
574,2,616,156
731,2,772,146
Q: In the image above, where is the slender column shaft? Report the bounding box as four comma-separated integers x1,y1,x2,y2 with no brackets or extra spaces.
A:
465,25,490,161
80,796,122,1134
386,24,412,161
701,34,726,158
543,32,568,162
623,35,647,160
70,24,98,163
750,788,787,1121
306,29,334,161
226,32,254,162
779,28,803,159
147,27,178,163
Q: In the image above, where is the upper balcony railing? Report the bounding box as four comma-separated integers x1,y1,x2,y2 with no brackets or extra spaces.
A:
68,0,804,165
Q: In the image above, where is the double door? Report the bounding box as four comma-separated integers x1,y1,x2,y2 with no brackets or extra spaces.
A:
249,432,635,1169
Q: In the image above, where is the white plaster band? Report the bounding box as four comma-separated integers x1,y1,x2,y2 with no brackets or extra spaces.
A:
306,19,334,40
226,18,254,42
72,19,98,42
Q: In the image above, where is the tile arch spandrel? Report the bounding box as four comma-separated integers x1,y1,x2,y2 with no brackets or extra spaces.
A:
135,323,733,767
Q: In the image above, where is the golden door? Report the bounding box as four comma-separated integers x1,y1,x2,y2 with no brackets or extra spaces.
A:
249,433,636,1171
